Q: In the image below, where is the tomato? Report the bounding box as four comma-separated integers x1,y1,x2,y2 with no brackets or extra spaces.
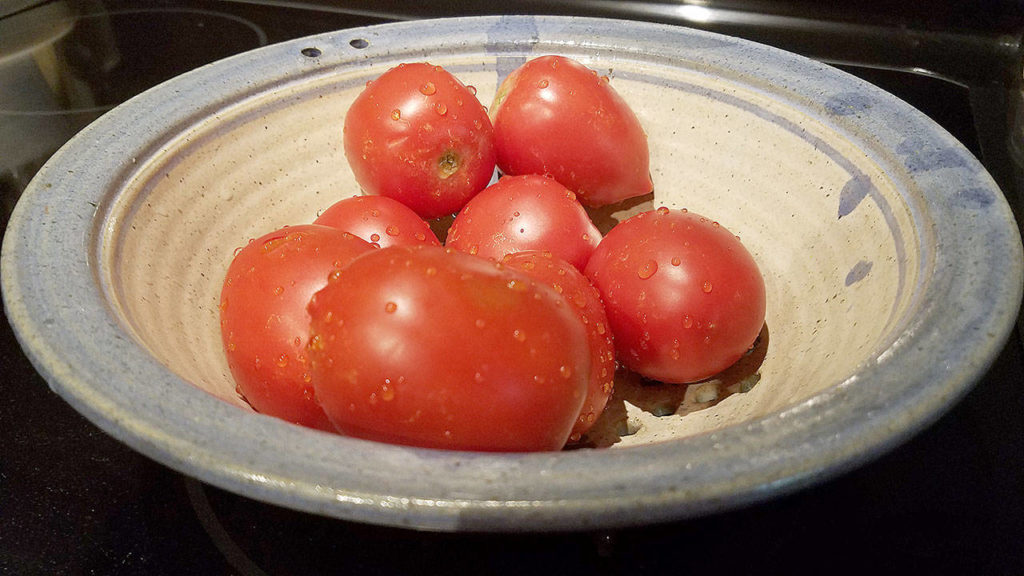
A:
314,195,440,248
445,174,601,271
489,55,653,207
502,251,615,442
343,62,496,219
584,208,766,384
220,224,374,430
306,245,590,451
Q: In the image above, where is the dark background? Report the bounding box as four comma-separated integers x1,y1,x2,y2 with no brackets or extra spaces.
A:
2,1,1023,574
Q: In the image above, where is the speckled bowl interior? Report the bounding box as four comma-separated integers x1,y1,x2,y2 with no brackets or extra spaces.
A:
4,16,1021,531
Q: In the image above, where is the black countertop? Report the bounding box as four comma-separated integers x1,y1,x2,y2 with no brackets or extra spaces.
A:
2,2,1023,574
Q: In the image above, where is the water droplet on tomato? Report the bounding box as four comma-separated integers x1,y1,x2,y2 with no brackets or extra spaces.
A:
276,354,289,368
385,225,400,236
435,102,447,116
638,260,658,279
419,81,436,95
538,79,549,88
384,302,397,314
380,383,395,401
596,322,607,335
513,329,527,342
467,85,477,95
571,292,587,308
560,365,573,379
474,372,485,384
273,285,285,296
390,109,401,120
683,315,694,329
703,281,713,293
657,206,670,215
671,256,682,266
425,266,437,276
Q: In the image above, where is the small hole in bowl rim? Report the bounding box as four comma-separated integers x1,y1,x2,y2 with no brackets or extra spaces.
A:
349,38,369,49
301,47,322,58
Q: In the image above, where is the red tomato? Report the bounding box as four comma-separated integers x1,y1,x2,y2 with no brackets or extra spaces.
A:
489,55,653,207
306,245,590,452
343,62,496,219
584,208,766,383
502,251,615,442
445,174,601,271
314,195,440,248
220,224,374,430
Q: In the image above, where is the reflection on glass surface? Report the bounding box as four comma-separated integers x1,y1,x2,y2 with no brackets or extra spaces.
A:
0,4,267,223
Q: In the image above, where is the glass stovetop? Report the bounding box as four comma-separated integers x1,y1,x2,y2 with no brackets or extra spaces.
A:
2,2,1022,574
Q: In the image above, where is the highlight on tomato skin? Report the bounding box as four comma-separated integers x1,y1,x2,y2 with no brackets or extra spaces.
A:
343,62,496,220
305,245,591,452
584,208,766,384
489,55,653,207
314,195,440,248
219,224,375,431
446,174,601,271
502,250,616,442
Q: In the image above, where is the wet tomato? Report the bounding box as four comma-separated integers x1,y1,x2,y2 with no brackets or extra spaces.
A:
306,245,590,451
445,174,601,271
502,250,615,442
584,208,766,384
220,224,374,430
343,62,496,219
489,55,653,207
314,195,440,248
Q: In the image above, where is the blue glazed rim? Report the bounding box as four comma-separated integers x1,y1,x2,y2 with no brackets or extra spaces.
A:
3,16,1022,531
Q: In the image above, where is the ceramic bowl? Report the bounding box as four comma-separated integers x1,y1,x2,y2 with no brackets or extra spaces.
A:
3,16,1022,532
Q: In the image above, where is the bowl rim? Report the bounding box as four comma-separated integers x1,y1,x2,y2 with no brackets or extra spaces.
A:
3,15,1022,532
